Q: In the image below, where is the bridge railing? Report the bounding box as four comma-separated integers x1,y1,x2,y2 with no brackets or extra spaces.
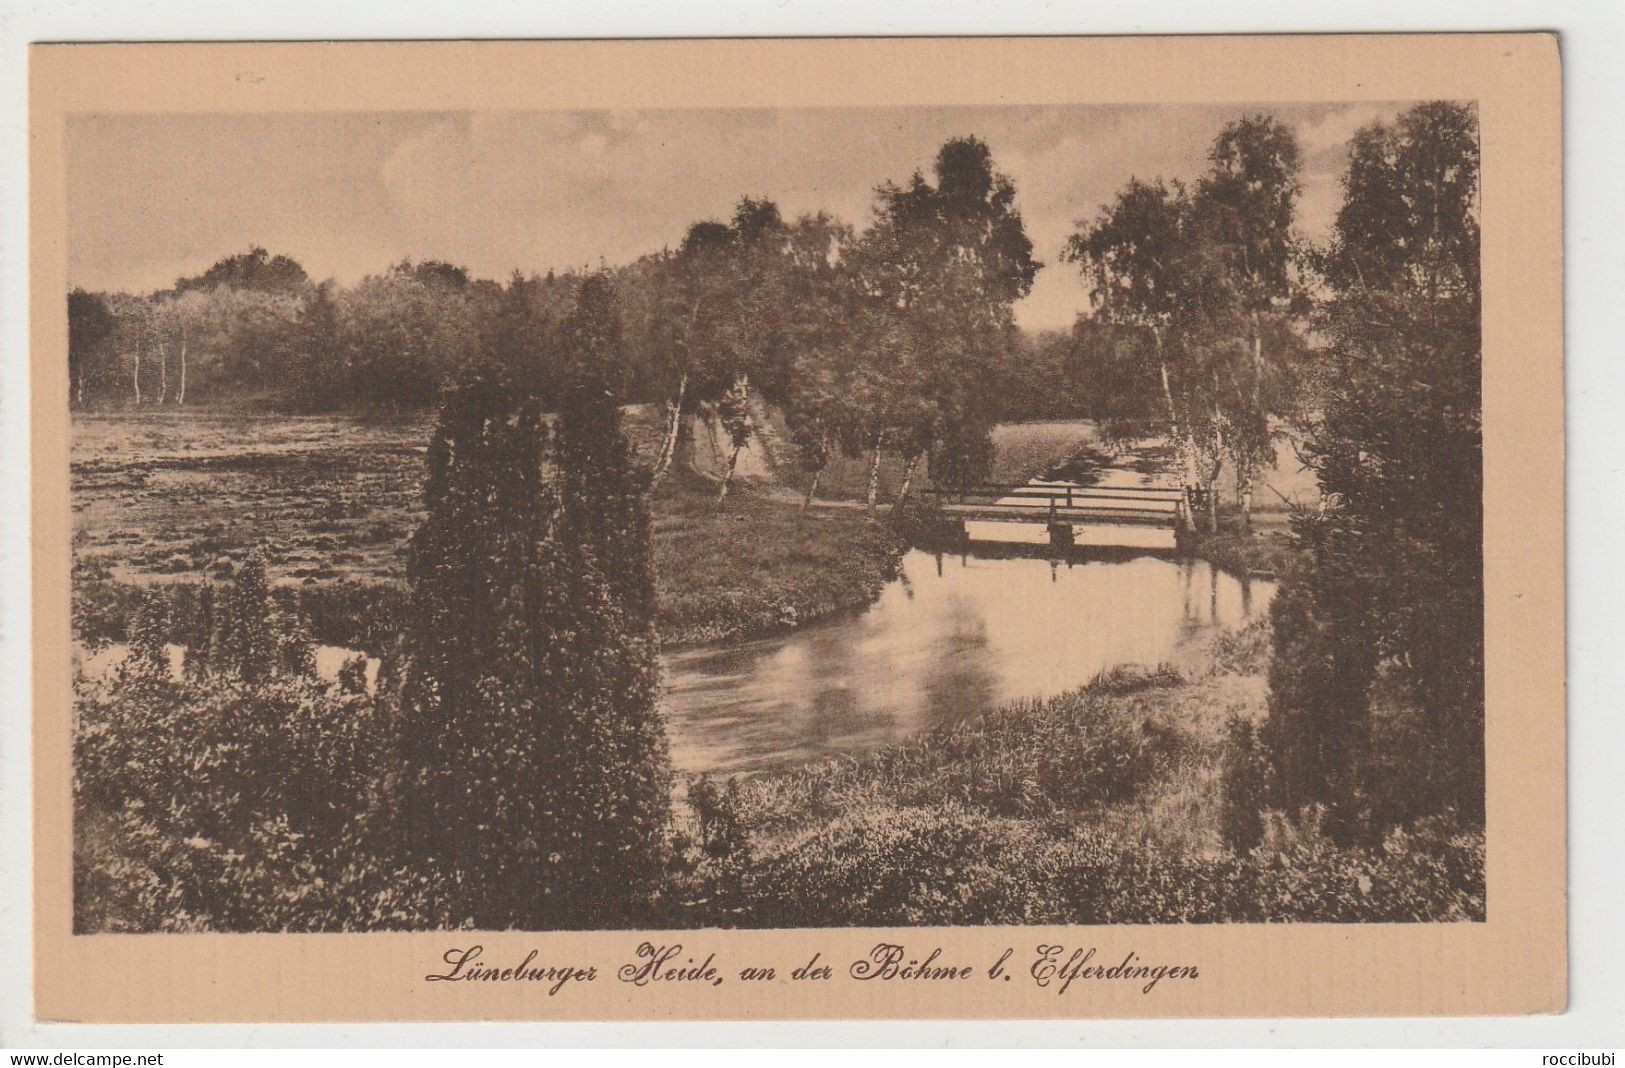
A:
923,484,1183,504
922,483,1185,527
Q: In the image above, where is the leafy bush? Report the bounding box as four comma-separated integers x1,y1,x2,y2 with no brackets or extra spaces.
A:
74,665,451,932
688,774,750,861
1238,810,1485,922
74,550,454,932
1208,613,1273,677
703,803,1068,927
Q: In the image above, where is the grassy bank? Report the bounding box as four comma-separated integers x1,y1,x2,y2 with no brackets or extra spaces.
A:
764,418,1124,504
676,624,1485,926
650,466,904,646
1186,523,1301,579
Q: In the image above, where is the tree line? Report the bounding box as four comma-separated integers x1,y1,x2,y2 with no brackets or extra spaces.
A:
65,123,1317,527
67,139,1038,514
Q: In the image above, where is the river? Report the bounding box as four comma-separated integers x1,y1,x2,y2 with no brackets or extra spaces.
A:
661,549,1273,775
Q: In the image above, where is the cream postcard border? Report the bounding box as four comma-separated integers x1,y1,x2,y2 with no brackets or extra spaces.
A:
29,34,1564,1023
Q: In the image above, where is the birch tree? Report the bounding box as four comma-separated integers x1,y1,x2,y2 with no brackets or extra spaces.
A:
645,225,738,482
852,136,1039,504
1265,101,1483,837
1192,115,1304,531
1065,178,1208,530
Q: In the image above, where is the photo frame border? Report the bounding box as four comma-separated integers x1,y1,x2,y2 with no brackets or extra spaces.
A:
27,33,1565,1024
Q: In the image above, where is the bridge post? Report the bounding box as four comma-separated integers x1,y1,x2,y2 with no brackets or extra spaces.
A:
1047,521,1075,553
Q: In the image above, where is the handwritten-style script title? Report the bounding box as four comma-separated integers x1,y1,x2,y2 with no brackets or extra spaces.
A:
425,942,1200,997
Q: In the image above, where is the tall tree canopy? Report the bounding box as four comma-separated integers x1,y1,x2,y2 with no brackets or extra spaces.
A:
1266,101,1482,839
850,135,1040,505
1066,114,1304,531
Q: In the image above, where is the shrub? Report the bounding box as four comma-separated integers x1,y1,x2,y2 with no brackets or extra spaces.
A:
73,664,448,932
73,570,407,655
74,565,449,933
1219,717,1267,854
1209,614,1272,676
704,803,1069,927
1262,555,1381,842
688,775,750,861
1240,810,1485,922
686,800,1484,927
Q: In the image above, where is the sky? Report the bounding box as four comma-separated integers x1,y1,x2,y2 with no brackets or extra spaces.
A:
67,101,1416,331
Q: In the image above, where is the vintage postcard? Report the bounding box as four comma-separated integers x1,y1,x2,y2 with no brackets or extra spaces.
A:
29,35,1563,1022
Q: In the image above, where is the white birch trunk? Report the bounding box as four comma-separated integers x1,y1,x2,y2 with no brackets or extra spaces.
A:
716,443,742,506
652,372,687,482
801,463,825,514
1159,360,1197,533
893,452,923,511
865,439,884,519
1237,461,1254,534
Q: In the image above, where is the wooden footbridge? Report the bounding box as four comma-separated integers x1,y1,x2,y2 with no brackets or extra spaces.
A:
924,481,1185,548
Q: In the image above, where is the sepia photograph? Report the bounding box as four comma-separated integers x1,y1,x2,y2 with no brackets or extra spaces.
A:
61,95,1489,935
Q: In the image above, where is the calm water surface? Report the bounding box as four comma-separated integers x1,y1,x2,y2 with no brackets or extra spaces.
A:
661,549,1273,775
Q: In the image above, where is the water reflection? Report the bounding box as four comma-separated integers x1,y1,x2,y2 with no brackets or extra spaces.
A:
661,549,1274,775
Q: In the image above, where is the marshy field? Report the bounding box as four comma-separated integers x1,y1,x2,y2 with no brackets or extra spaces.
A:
71,408,907,651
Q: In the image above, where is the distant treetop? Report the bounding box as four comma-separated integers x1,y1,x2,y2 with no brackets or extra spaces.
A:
173,246,310,296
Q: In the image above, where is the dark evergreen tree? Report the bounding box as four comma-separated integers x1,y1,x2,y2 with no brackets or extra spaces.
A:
288,282,347,410
557,274,657,622
399,339,670,929
482,270,561,398
67,288,116,408
120,590,172,688
1219,717,1268,854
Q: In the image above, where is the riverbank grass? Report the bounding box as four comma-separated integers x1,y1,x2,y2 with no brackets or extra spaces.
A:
678,630,1485,927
